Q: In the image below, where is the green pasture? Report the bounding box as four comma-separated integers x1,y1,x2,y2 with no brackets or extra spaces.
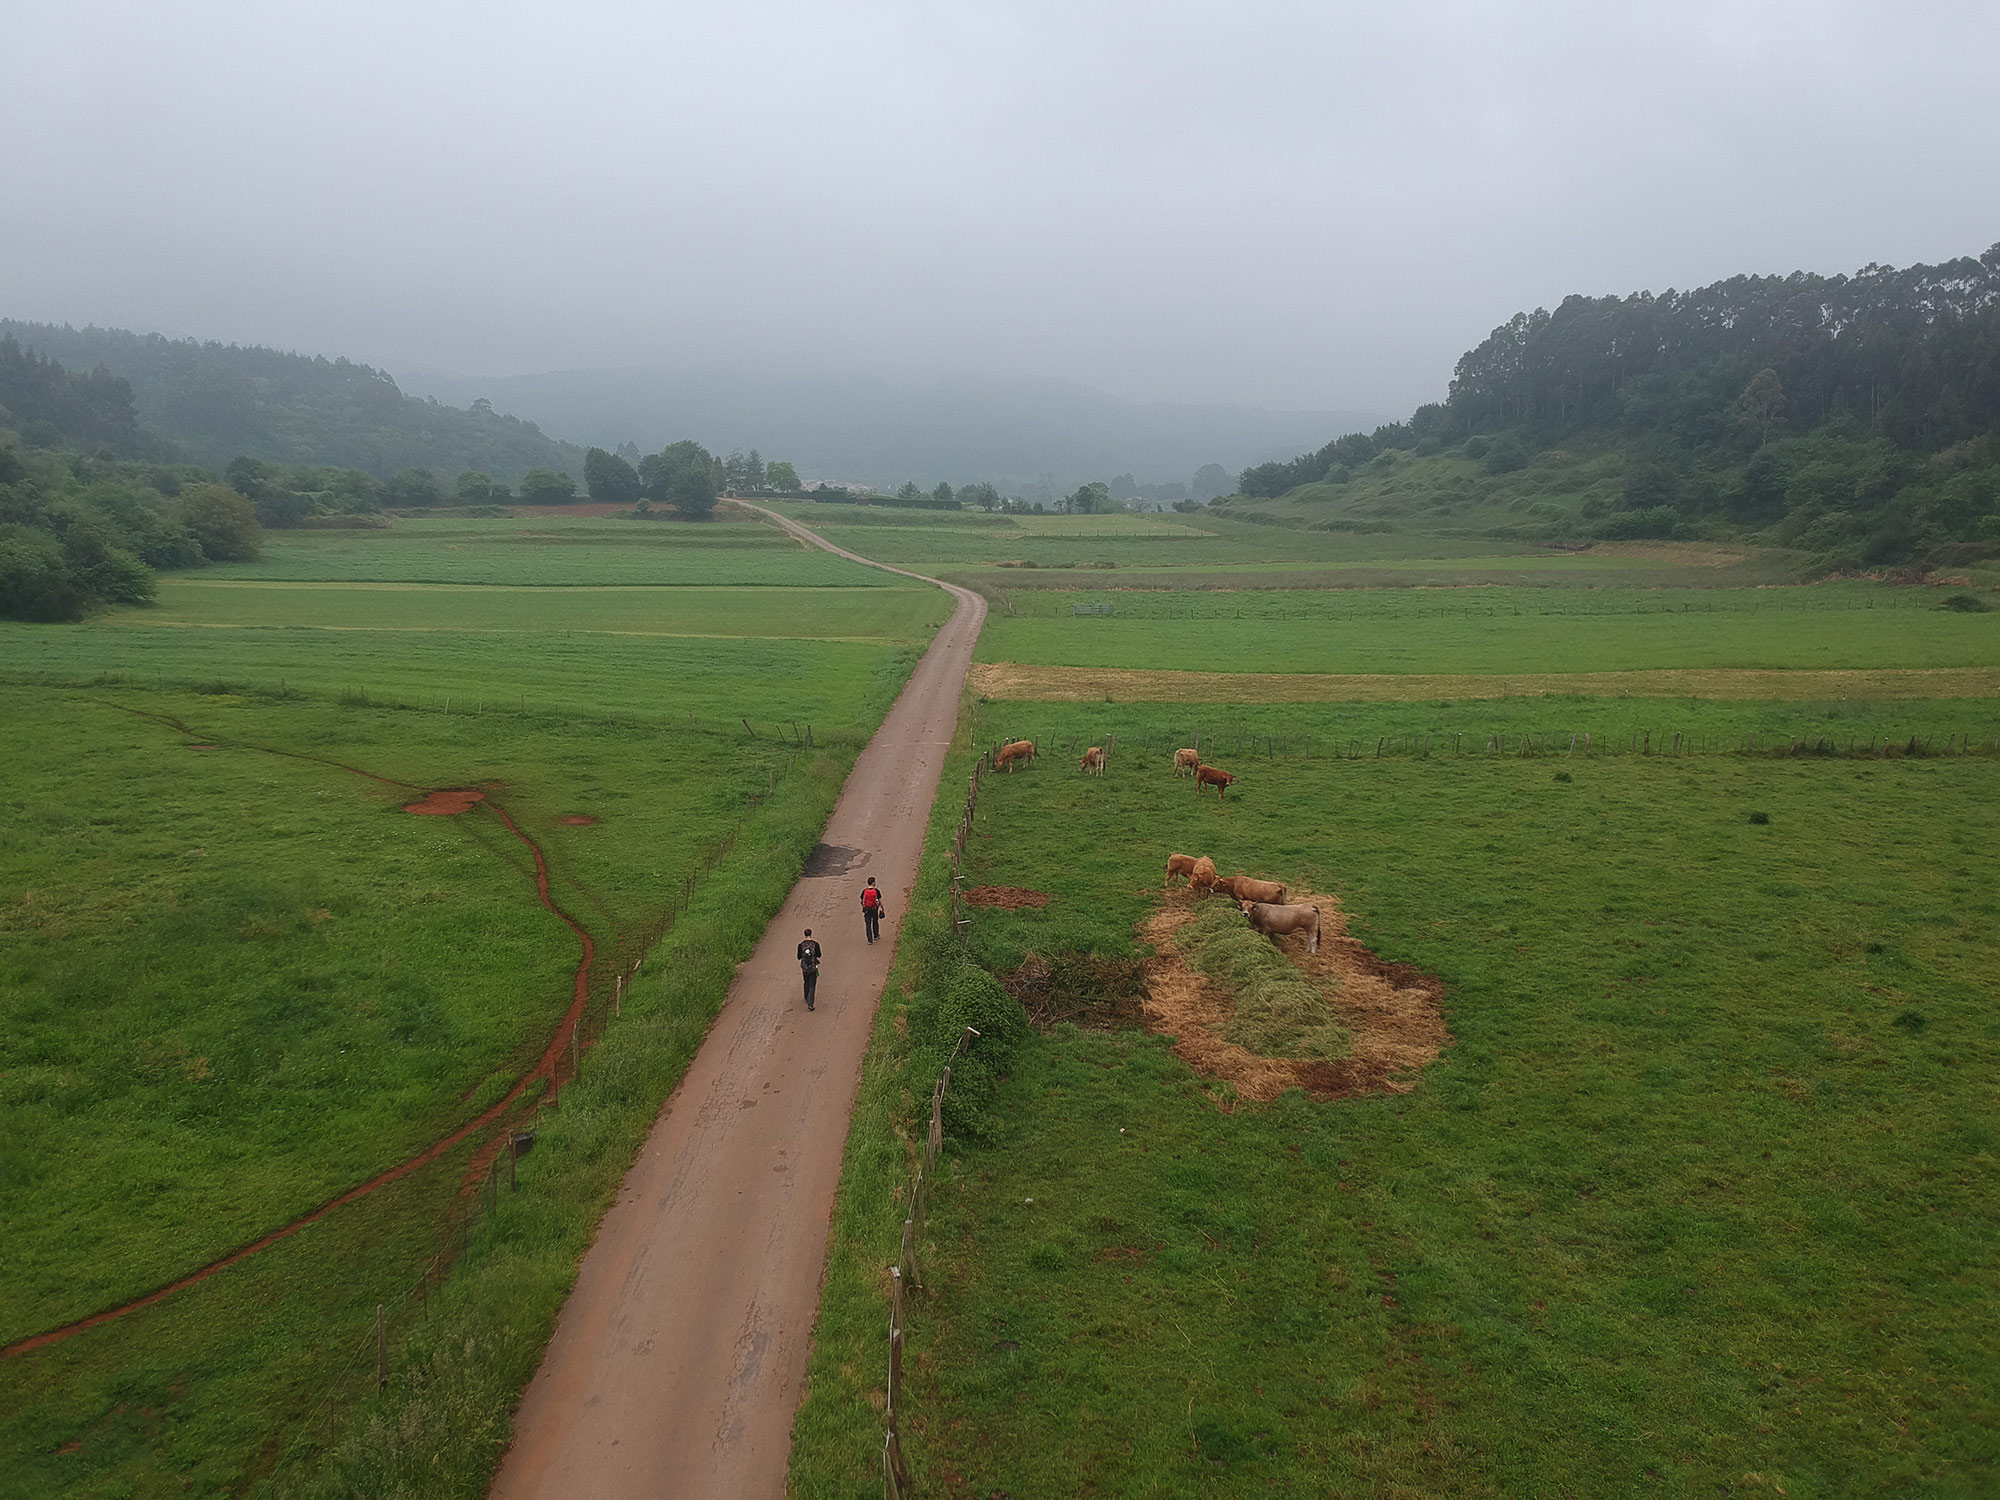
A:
974,583,2000,675
0,499,949,1494
121,578,946,641
201,515,891,588
0,670,902,1495
970,696,2000,768
761,500,1804,589
796,697,2000,1498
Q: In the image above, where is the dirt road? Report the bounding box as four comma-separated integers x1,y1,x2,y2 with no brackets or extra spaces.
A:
489,509,984,1499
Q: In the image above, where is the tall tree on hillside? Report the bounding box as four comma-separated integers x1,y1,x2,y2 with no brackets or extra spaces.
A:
639,441,718,519
959,481,1000,511
1734,368,1790,448
765,460,800,491
932,481,954,503
584,446,642,503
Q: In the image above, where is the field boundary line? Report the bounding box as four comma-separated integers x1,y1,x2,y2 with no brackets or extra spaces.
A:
967,662,2000,703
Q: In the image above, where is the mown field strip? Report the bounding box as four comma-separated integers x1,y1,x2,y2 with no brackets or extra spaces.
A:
970,662,2000,702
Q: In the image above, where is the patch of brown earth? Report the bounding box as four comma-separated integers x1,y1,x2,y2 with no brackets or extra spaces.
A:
403,788,487,815
558,815,599,825
964,885,1051,908
1141,890,1448,1103
187,743,218,750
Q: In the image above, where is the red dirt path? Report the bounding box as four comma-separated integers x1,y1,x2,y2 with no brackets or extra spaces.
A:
2,717,598,1361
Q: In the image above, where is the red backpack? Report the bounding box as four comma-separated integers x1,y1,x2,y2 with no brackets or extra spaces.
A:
862,886,880,910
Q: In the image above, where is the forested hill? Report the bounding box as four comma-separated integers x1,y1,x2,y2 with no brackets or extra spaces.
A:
0,321,583,483
1234,245,2000,569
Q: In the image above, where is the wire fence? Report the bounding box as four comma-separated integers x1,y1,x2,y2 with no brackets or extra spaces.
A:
1016,725,2000,764
882,1024,979,1500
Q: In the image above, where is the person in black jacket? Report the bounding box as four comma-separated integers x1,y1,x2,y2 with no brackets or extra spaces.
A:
796,928,822,1010
861,877,884,943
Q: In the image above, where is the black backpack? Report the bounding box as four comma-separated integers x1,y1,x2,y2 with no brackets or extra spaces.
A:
800,941,821,974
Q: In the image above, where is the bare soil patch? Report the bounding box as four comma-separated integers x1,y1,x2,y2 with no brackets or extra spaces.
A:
964,885,1051,909
403,788,487,816
1141,890,1447,1103
1003,951,1146,1028
557,814,599,825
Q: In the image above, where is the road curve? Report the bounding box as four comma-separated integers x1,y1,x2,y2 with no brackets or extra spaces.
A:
489,507,984,1499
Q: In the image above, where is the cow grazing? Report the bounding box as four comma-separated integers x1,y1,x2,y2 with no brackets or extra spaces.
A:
996,739,1036,772
1080,746,1107,775
1195,764,1235,798
1164,852,1202,889
1190,855,1218,894
1172,747,1200,777
1214,874,1287,904
1240,899,1321,954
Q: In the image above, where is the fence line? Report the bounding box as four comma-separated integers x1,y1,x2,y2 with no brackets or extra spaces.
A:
883,1024,978,1498
973,726,2000,766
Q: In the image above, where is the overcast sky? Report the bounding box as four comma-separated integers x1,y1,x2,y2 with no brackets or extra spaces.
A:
3,0,1996,414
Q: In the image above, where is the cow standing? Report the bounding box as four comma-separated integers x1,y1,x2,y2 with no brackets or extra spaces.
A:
1079,746,1107,775
1195,764,1234,799
1172,747,1200,777
995,739,1036,772
1239,899,1320,954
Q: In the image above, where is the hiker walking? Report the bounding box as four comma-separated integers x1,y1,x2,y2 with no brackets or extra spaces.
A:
797,928,822,1010
861,877,885,944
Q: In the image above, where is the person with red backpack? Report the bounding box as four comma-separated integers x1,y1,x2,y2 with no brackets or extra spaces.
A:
861,877,884,944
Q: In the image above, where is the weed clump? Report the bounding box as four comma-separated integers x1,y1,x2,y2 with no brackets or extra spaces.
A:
1553,770,1573,782
1749,810,1771,824
1941,592,1993,612
1178,901,1348,1061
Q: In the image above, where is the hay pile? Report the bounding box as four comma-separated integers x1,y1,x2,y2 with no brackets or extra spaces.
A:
1142,890,1448,1103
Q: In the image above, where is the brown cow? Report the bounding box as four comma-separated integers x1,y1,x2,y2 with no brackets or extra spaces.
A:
1190,855,1218,894
995,739,1036,772
1214,874,1287,904
1195,764,1234,798
1164,852,1202,889
1240,899,1320,954
1079,746,1106,775
1172,747,1200,777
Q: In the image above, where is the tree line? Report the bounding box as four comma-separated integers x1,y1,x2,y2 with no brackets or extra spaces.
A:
1235,245,2000,568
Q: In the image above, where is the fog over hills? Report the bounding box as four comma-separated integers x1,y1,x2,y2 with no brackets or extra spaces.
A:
394,364,1383,498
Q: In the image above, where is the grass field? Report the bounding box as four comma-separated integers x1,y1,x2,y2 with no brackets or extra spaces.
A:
200,514,893,587
794,699,2000,1498
973,584,2000,676
0,511,943,1496
0,573,944,732
759,500,1805,590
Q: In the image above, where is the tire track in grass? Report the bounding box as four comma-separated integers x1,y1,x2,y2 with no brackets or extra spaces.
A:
3,706,599,1359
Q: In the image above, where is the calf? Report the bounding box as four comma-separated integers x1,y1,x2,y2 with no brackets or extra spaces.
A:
1215,874,1287,905
1240,899,1320,955
1195,764,1235,798
1190,855,1218,894
1079,745,1107,775
1164,852,1203,889
1172,747,1200,777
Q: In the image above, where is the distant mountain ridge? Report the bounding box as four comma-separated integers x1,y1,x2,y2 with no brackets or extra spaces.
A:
0,320,584,483
394,364,1384,497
